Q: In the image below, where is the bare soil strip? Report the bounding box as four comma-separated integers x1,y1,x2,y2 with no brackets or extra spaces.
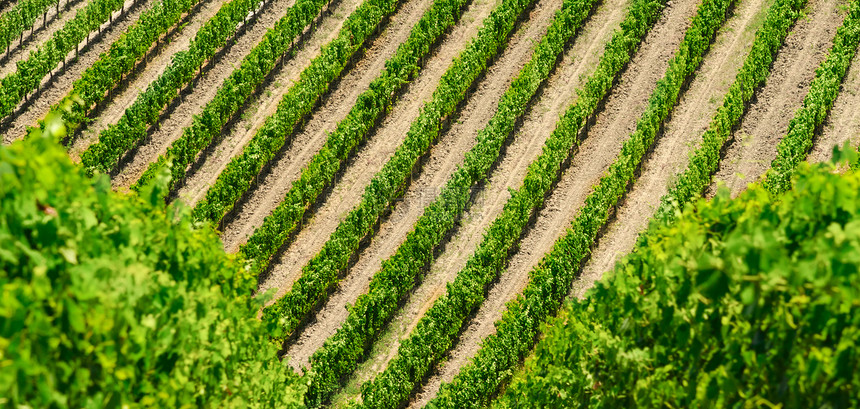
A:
0,0,88,79
280,0,565,374
218,0,442,254
808,42,860,162
405,0,705,403
2,0,151,143
324,0,701,405
109,0,347,189
707,0,844,197
66,0,227,157
162,0,365,199
571,0,768,301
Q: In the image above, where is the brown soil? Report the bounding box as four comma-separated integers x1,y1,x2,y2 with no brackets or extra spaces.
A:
280,0,565,376
808,42,860,163
163,0,363,199
251,0,500,302
0,0,89,79
571,0,769,300
3,0,152,143
110,0,333,189
219,0,442,254
66,0,227,158
707,0,845,197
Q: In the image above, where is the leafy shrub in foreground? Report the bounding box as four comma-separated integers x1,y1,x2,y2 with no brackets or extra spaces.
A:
497,158,860,408
0,123,304,407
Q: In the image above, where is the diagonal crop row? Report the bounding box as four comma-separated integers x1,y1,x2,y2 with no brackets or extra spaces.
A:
79,0,288,173
0,0,58,53
763,0,860,195
0,0,132,120
429,0,807,406
236,0,476,277
297,0,600,405
258,0,538,343
648,0,806,228
131,0,333,191
50,0,204,139
188,0,404,224
356,0,739,406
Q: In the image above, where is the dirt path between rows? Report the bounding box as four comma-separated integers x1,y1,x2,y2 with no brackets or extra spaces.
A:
280,0,564,376
707,0,845,197
571,0,768,300
808,42,860,163
163,0,364,199
0,0,88,79
67,0,226,157
110,0,336,188
249,0,499,306
219,0,441,254
3,0,152,143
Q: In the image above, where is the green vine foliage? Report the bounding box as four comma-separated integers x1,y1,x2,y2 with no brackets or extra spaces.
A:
0,118,305,408
497,157,860,408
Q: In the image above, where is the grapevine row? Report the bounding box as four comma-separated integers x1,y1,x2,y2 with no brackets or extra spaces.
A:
649,0,806,227
0,0,58,53
189,0,403,223
79,0,277,173
259,0,538,342
357,0,736,406
763,0,860,195
299,0,599,405
236,0,474,277
0,0,131,120
53,0,203,139
429,0,806,405
132,0,332,191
